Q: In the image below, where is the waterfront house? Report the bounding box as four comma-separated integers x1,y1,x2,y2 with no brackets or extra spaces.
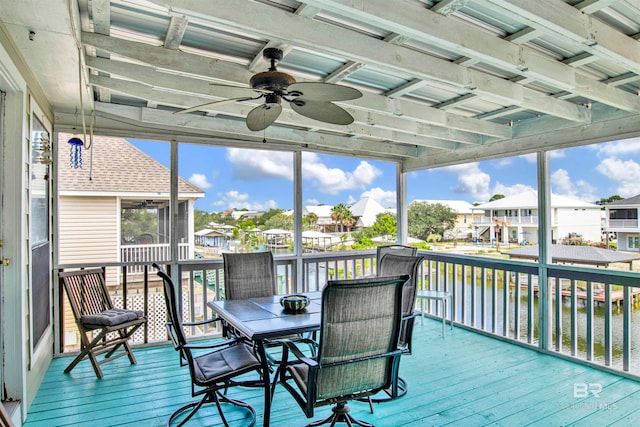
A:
58,133,204,271
2,1,640,425
473,190,602,245
350,197,391,228
603,194,640,252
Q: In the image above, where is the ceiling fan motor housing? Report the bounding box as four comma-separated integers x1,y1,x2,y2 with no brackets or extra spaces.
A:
250,71,296,92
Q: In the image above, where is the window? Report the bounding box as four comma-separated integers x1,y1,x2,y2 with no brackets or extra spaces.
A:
629,236,639,250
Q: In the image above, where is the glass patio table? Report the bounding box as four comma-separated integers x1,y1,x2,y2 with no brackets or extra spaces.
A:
207,292,322,427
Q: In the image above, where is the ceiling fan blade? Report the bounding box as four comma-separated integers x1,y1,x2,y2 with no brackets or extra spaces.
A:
290,99,355,125
286,82,362,101
174,96,260,115
246,104,283,131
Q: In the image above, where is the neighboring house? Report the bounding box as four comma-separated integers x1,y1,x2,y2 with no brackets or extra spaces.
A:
473,190,601,245
603,194,640,252
410,199,482,240
230,210,264,220
58,133,205,268
303,205,335,231
350,197,389,228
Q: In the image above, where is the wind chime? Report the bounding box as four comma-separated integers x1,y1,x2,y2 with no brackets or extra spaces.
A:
67,107,91,170
67,136,84,169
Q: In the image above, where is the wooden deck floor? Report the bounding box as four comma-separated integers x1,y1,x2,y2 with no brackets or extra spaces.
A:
23,319,640,427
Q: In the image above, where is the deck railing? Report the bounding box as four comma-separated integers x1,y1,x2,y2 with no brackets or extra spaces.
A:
120,243,190,273
474,215,540,225
607,219,639,228
56,249,640,380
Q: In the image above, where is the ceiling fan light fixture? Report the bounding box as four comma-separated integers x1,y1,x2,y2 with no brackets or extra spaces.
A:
264,93,281,107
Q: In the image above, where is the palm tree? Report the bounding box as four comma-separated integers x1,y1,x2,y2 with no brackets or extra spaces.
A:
304,212,318,230
331,203,353,232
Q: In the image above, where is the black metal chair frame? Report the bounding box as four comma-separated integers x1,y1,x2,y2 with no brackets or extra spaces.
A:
154,264,264,427
276,275,408,427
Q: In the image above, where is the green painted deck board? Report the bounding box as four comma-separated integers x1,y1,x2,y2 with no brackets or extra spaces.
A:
24,319,640,426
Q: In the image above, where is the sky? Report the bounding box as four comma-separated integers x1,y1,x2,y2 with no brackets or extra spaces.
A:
129,136,640,213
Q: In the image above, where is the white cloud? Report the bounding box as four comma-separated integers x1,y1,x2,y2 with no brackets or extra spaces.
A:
520,153,537,163
305,198,320,206
302,153,381,195
492,182,536,198
596,138,640,157
226,148,293,180
188,173,212,189
225,150,381,197
359,187,397,208
213,190,278,211
596,158,640,198
551,169,575,197
550,168,598,202
441,163,492,201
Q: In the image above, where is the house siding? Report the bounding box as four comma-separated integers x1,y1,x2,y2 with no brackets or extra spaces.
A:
555,208,602,243
58,196,118,265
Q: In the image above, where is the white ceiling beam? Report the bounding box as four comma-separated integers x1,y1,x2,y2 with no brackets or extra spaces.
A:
385,79,428,98
82,37,512,139
144,0,591,122
294,0,640,112
405,107,640,171
434,93,477,110
164,15,189,50
431,0,471,16
92,103,422,159
88,72,479,149
603,72,640,87
484,0,640,75
89,0,111,103
323,61,364,83
562,52,599,67
504,27,543,44
574,0,622,14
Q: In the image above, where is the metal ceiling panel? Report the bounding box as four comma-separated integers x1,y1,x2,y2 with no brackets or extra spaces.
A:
2,0,640,170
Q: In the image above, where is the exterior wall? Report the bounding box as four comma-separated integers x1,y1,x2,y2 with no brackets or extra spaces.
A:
617,232,640,252
1,32,53,424
58,196,119,265
555,207,602,242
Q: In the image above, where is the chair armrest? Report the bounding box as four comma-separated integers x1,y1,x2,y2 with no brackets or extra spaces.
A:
403,311,419,321
283,340,318,368
181,336,248,351
183,317,222,327
321,349,403,369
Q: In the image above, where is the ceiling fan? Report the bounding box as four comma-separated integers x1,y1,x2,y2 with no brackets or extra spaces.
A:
174,48,363,131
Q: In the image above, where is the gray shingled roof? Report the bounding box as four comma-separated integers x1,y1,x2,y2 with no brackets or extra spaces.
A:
58,133,203,195
606,195,640,206
503,245,640,266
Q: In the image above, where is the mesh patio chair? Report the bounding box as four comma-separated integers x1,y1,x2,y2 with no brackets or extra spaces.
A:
154,265,263,427
222,252,316,362
375,244,417,268
277,275,408,427
222,252,277,300
59,268,147,379
372,253,424,402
